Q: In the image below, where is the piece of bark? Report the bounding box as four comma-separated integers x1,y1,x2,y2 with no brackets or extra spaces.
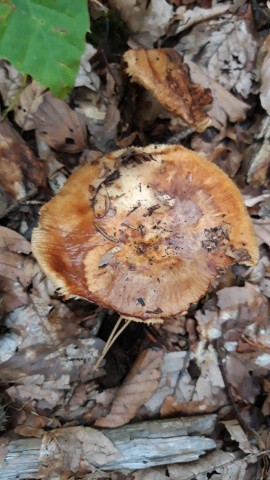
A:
0,416,216,477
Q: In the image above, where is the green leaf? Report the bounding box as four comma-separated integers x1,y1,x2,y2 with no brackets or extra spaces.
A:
0,0,90,97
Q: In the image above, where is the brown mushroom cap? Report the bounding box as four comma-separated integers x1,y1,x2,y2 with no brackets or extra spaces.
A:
123,48,212,132
32,145,258,321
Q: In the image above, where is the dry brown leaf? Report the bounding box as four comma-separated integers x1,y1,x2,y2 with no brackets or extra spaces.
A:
14,80,46,131
217,283,269,344
191,134,242,177
112,0,173,47
124,48,212,132
0,119,46,216
247,117,270,188
253,218,270,247
0,227,35,313
174,3,231,34
75,43,100,91
160,345,226,417
225,355,261,404
33,92,87,153
95,349,163,427
178,17,258,98
0,60,24,107
186,58,250,129
168,449,249,480
39,426,121,475
109,0,150,34
223,420,258,454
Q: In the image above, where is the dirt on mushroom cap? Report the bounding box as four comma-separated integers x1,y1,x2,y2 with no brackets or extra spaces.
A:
32,144,258,321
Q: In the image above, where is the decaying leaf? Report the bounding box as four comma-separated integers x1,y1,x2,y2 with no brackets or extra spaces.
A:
225,354,261,403
160,345,226,417
110,0,173,47
186,58,250,129
173,3,231,35
217,283,269,342
0,227,34,314
40,426,121,475
0,119,46,216
253,218,270,247
95,349,163,427
14,80,47,131
178,17,258,98
168,449,253,480
75,43,100,92
247,116,270,188
124,48,212,132
223,420,258,454
33,92,87,153
0,60,24,107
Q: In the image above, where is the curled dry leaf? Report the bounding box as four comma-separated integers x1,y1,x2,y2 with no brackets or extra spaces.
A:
0,119,46,216
94,349,163,427
14,80,46,131
124,48,212,132
174,4,231,35
33,91,87,153
247,117,270,188
75,43,100,91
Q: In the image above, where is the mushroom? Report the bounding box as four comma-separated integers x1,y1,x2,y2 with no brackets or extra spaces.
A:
32,145,258,364
32,143,258,317
123,48,212,132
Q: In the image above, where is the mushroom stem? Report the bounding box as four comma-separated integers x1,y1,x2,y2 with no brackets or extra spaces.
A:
94,317,132,371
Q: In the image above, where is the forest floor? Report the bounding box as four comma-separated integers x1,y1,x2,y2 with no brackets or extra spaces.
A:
0,1,270,479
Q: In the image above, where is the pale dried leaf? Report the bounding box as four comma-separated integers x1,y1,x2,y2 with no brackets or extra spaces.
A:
143,351,189,416
0,60,24,106
133,468,168,480
109,0,149,33
244,192,270,207
179,17,258,98
168,449,248,480
217,283,268,333
132,0,173,47
160,345,226,417
95,349,163,427
14,80,46,131
40,426,121,474
174,4,231,34
247,117,270,188
186,58,250,129
34,92,87,153
223,420,258,454
253,218,270,247
0,227,36,314
75,43,100,91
